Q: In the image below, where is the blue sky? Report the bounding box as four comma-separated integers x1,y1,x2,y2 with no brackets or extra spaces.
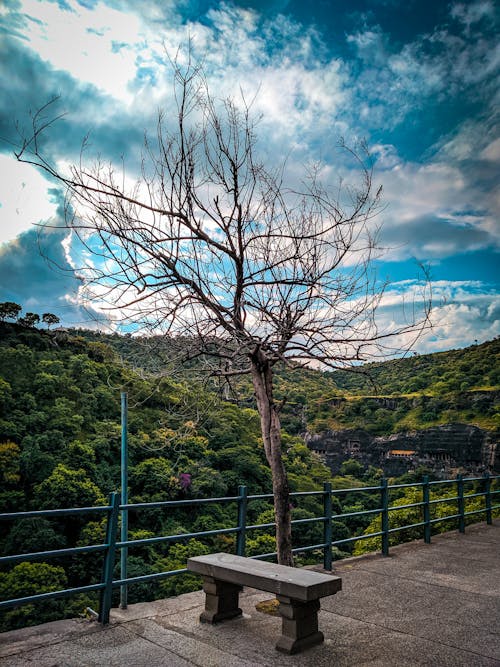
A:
0,0,498,353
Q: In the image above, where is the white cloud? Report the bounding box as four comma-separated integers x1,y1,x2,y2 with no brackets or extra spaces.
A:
14,0,148,104
9,1,349,145
373,279,499,354
369,132,500,260
0,155,59,243
420,300,499,352
480,138,500,162
451,0,496,31
345,2,498,131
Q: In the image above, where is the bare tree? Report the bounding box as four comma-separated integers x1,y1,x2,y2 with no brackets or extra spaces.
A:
16,61,430,565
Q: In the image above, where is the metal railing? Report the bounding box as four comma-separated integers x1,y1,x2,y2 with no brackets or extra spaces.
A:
1,473,498,625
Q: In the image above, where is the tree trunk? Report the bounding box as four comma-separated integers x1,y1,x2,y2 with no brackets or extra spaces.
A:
250,351,293,566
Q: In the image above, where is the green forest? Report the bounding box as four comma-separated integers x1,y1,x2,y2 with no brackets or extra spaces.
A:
0,313,498,631
71,326,500,436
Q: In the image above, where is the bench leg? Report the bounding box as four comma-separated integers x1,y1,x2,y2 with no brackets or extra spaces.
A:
199,576,243,624
275,596,324,654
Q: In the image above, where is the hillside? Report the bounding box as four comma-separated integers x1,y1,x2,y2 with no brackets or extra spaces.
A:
0,320,497,510
79,329,499,393
328,338,500,395
42,327,500,436
0,321,498,631
311,339,500,435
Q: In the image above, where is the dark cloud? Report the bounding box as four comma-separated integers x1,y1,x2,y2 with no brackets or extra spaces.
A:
380,214,496,260
0,34,145,169
0,224,103,327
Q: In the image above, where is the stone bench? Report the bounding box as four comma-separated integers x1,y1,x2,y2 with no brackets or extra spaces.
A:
187,552,342,654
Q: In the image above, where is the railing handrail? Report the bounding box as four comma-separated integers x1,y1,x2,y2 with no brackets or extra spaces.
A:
0,474,498,624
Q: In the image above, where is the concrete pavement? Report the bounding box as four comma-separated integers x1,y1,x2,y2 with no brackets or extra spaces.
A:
1,521,499,666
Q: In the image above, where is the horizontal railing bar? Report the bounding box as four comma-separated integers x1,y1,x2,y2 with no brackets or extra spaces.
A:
331,485,380,494
246,542,344,559
290,491,323,498
426,477,500,487
249,546,336,559
429,479,456,486
0,543,108,565
251,551,278,560
0,583,105,610
113,568,187,587
246,515,327,532
121,496,239,510
429,514,461,524
0,506,111,521
246,522,275,531
333,507,382,520
249,523,404,553
332,531,384,545
388,521,426,533
429,497,459,505
116,526,238,549
2,475,495,522
388,502,424,511
117,534,174,548
252,491,333,501
292,543,327,553
1,478,494,520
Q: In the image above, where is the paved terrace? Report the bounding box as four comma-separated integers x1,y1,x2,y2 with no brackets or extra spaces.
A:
1,522,499,667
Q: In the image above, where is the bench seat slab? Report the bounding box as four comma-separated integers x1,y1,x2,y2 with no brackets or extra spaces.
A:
187,553,341,601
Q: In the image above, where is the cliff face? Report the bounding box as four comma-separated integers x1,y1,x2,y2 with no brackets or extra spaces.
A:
306,423,499,477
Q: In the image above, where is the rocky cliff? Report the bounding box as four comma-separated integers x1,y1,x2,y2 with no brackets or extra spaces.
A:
306,423,499,477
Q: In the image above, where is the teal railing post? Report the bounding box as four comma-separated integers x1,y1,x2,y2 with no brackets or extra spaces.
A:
236,485,247,557
99,492,120,624
381,478,389,556
457,474,465,534
422,475,431,544
484,473,492,525
323,481,333,571
120,391,128,609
